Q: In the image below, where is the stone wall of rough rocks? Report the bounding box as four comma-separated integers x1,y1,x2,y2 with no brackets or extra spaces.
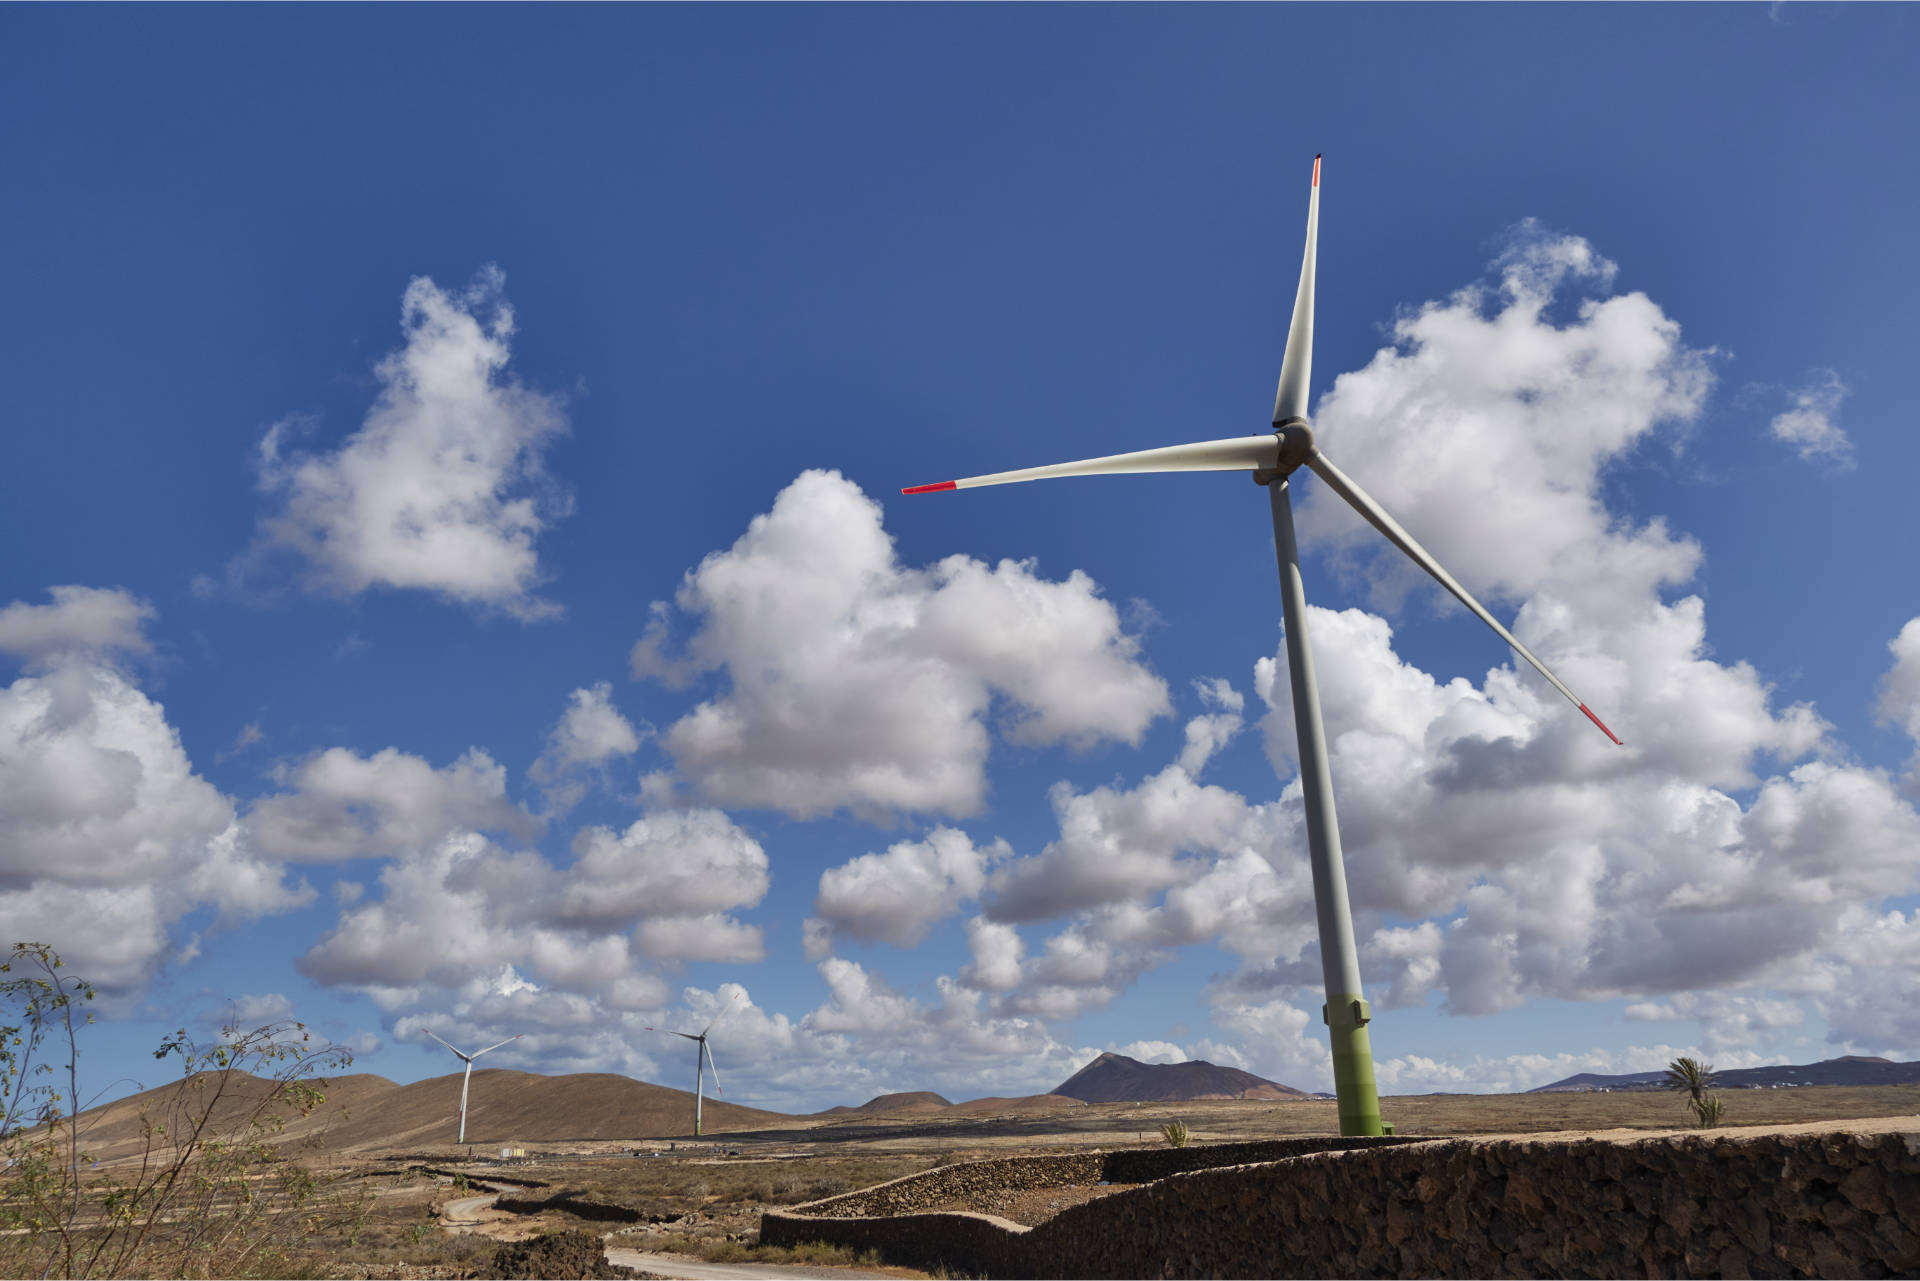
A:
788,1138,1413,1221
760,1128,1920,1278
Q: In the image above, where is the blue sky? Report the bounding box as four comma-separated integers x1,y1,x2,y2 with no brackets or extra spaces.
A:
5,4,1919,1115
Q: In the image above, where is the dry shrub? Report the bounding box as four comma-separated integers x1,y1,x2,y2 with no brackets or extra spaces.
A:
338,1221,495,1269
0,943,368,1279
646,1230,878,1268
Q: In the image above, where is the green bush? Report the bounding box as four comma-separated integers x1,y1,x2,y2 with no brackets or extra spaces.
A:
1663,1057,1727,1128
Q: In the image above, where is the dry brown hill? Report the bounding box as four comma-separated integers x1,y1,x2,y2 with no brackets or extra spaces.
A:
817,1091,955,1118
58,1071,400,1165
1053,1052,1306,1103
63,1067,798,1162
304,1069,797,1151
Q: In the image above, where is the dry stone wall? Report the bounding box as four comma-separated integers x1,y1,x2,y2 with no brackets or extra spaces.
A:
761,1128,1920,1278
788,1138,1412,1221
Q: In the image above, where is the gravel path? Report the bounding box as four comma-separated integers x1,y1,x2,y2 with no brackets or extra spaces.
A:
604,1248,899,1279
440,1193,500,1225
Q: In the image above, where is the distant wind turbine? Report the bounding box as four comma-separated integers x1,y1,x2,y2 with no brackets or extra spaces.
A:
424,1029,522,1144
646,992,743,1138
902,155,1622,1137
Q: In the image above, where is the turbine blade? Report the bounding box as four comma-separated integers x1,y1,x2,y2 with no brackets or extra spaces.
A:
1271,154,1321,426
903,435,1279,495
699,990,745,1038
703,1041,724,1097
423,1029,468,1059
471,1033,522,1059
1304,451,1623,746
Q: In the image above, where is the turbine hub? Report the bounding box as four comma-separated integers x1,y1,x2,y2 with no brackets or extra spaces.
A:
1274,418,1315,469
1255,418,1316,484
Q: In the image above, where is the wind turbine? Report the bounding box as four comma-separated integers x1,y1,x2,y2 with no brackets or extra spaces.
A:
902,155,1621,1137
423,1029,522,1145
646,992,742,1138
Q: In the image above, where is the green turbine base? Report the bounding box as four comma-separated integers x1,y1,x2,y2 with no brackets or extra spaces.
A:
1325,994,1385,1137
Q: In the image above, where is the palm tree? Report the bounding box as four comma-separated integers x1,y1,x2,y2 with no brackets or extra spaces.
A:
1664,1057,1722,1127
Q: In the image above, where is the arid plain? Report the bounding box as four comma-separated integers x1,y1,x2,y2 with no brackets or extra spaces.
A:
74,1070,1914,1277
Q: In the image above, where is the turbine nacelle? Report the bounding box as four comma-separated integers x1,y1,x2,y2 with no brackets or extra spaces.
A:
1254,417,1317,485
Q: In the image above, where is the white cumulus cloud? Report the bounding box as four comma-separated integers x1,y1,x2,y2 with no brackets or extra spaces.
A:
958,917,1026,991
1176,678,1245,776
529,682,644,812
1768,368,1853,467
1875,617,1920,793
535,683,642,775
246,746,539,861
0,591,311,998
1302,220,1711,623
1247,599,1913,1019
558,810,769,943
298,807,771,1047
988,764,1265,924
0,586,155,668
813,827,1007,949
631,469,1169,821
243,267,570,619
1621,991,1804,1049
1112,1040,1188,1064
203,992,298,1028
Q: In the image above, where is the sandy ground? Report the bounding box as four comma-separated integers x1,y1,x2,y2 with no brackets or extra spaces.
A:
604,1249,902,1280
311,1088,1920,1279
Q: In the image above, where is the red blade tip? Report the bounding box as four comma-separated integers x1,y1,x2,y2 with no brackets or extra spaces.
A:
1579,704,1623,746
1312,154,1321,187
902,481,957,495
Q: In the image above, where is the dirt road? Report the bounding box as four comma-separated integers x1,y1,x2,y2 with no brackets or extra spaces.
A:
445,1194,900,1277
440,1193,499,1226
605,1248,898,1279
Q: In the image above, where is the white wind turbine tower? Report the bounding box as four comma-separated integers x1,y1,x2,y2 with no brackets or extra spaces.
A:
902,155,1622,1137
424,1030,522,1145
646,992,743,1138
